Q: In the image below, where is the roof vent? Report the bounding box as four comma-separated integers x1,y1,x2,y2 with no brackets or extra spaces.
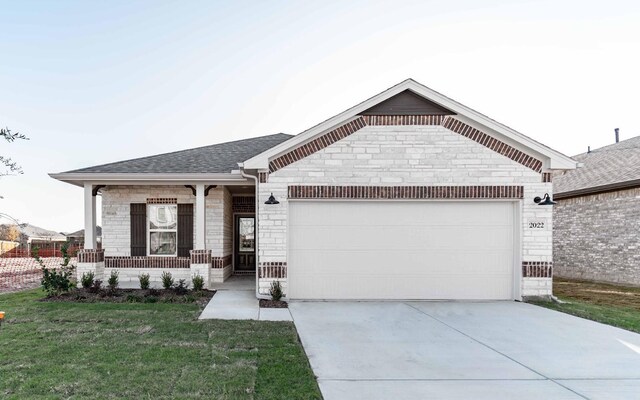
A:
587,146,591,153
615,128,620,143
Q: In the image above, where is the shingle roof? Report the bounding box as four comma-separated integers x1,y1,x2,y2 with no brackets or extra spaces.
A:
554,135,640,196
64,133,293,174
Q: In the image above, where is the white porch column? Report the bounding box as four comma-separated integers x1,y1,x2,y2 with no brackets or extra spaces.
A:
83,183,96,249
195,184,206,249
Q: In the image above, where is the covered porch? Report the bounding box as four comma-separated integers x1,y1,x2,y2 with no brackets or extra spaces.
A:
75,181,257,290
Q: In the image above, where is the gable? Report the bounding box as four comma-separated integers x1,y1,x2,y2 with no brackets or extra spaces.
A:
243,79,578,172
361,90,455,116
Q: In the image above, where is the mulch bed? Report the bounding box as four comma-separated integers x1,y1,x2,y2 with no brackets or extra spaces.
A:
260,299,288,308
40,288,215,306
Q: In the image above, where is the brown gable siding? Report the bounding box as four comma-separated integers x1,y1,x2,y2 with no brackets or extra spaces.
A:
361,90,455,115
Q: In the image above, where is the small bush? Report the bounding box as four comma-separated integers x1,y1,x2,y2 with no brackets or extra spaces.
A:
269,280,283,301
192,274,205,291
126,294,142,303
139,273,150,290
174,279,189,295
107,270,119,292
34,246,75,297
80,271,95,289
161,271,174,290
88,279,102,294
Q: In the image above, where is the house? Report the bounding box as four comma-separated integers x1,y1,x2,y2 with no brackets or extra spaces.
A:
65,226,102,247
50,79,578,300
553,135,640,285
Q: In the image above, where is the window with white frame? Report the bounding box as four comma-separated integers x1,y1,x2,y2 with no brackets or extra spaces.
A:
148,204,177,256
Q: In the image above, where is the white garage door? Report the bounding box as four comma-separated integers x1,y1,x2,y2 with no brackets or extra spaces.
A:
288,201,516,300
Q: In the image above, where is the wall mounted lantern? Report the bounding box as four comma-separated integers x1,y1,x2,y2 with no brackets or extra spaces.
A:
264,193,280,205
533,193,557,206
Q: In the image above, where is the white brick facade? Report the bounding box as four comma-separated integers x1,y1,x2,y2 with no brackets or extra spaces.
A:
101,185,230,257
259,125,553,298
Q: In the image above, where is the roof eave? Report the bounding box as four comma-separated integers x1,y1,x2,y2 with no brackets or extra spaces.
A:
49,172,252,188
555,178,640,200
242,79,578,171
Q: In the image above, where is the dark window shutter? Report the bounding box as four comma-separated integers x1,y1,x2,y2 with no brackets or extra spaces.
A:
130,203,147,256
177,203,193,257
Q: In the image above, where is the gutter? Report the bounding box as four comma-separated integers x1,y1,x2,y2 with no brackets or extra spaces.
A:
555,179,640,200
239,166,263,300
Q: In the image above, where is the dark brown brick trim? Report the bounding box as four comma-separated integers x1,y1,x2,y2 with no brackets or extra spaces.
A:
258,262,287,278
190,249,211,264
267,115,544,175
104,256,190,268
361,115,444,125
542,172,552,183
212,255,232,269
78,249,105,263
258,171,269,183
269,117,367,173
288,185,524,200
522,261,553,278
442,117,543,173
147,198,178,204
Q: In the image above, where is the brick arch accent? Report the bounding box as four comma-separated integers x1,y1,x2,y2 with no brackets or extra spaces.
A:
267,115,543,174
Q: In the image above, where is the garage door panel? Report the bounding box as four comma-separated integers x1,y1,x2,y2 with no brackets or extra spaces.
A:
290,225,512,251
289,201,512,227
288,201,516,300
289,249,513,275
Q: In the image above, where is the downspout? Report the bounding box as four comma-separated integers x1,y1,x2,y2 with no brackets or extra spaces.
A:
239,165,261,300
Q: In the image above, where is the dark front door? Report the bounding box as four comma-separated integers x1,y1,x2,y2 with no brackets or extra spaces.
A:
234,215,256,271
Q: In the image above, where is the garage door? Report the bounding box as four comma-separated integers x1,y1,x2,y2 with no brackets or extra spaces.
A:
288,201,516,300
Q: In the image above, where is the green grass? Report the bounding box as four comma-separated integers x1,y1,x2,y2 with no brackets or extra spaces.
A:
0,289,321,399
532,278,640,334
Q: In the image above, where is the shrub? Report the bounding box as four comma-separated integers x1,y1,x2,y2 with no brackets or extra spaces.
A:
161,271,174,290
269,280,283,301
34,246,75,297
148,288,161,297
174,279,189,295
80,271,95,289
139,273,150,290
89,279,102,293
107,270,119,292
192,274,205,291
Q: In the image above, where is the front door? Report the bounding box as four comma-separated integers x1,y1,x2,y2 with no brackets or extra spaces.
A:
234,215,256,271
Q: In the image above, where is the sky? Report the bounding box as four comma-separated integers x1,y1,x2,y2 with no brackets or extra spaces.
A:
1,0,639,232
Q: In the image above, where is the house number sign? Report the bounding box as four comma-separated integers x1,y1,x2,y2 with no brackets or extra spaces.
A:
528,219,546,229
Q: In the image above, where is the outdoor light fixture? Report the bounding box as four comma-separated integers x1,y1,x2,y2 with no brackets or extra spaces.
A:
264,193,280,205
533,193,557,206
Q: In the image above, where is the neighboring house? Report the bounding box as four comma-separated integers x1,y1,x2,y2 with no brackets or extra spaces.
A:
554,135,640,285
50,79,577,300
0,223,67,247
65,226,102,247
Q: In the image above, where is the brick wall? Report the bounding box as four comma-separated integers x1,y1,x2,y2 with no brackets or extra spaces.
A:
259,124,554,297
554,187,640,285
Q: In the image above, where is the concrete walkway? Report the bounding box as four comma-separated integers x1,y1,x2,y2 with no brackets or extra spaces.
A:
290,301,640,400
199,275,291,321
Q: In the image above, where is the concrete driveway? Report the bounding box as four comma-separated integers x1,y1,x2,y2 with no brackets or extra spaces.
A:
289,301,640,400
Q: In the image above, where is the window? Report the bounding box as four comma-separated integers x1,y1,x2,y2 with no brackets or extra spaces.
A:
148,204,177,256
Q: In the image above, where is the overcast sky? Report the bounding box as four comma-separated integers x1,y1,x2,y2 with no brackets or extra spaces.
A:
1,0,639,232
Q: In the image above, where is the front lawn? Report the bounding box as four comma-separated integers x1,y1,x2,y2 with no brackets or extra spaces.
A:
532,278,640,334
0,289,321,399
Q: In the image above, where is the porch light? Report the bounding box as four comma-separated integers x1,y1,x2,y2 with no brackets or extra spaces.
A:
264,193,280,205
533,193,557,206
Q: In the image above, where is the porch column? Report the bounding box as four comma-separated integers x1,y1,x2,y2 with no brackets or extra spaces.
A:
83,183,96,249
195,184,206,249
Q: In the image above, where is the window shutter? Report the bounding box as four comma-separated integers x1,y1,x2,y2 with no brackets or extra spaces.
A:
177,203,194,257
130,203,147,256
